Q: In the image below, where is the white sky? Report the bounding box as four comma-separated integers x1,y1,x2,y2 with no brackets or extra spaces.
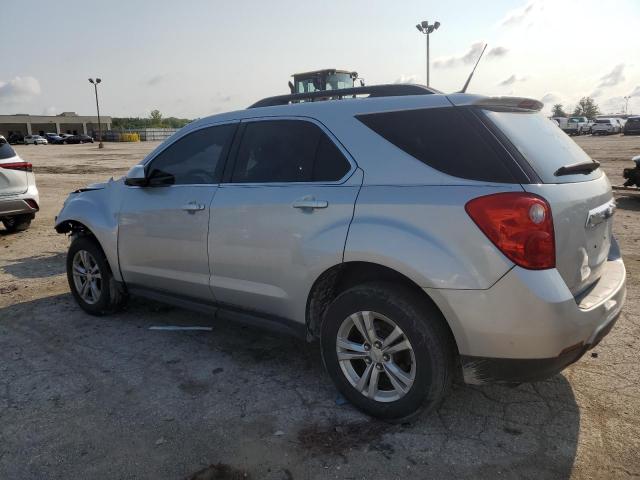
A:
1,0,639,117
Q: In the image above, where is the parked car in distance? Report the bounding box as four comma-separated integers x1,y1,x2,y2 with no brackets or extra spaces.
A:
23,135,48,145
55,88,626,420
551,116,568,130
623,116,640,135
8,133,24,145
591,118,621,135
64,134,94,144
44,133,64,144
0,135,39,232
563,116,589,136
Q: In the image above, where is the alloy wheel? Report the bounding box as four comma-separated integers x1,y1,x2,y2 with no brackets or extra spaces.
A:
336,311,416,402
72,250,102,305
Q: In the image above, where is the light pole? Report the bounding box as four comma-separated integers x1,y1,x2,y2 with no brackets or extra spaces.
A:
624,96,630,115
416,20,440,87
88,78,104,149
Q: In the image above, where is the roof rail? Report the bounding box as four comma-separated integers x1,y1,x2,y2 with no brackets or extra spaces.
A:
248,84,440,109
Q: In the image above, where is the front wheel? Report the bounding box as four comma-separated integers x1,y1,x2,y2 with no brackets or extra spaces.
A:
321,282,455,421
67,235,127,315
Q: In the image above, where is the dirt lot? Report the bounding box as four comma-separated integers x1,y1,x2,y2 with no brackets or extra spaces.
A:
1,136,639,479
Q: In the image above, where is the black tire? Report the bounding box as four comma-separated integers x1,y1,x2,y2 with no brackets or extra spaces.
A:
321,282,455,421
66,235,127,315
2,214,32,232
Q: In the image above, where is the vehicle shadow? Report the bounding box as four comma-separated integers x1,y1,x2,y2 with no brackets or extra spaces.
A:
0,252,66,279
615,195,640,212
0,294,579,480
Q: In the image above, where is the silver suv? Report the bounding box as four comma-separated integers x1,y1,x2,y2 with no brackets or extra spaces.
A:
55,86,626,420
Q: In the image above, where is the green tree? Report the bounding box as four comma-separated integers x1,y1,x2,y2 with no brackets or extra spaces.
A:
572,97,600,119
551,104,567,117
149,109,163,126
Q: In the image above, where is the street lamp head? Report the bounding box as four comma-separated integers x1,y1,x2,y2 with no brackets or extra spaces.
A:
96,78,101,84
434,21,441,29
421,20,429,29
416,24,423,32
88,78,94,84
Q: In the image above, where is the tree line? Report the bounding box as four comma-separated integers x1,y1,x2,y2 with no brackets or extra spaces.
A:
552,97,600,119
111,110,193,130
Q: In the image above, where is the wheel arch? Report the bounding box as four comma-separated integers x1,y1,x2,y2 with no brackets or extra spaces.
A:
56,218,122,282
306,261,460,355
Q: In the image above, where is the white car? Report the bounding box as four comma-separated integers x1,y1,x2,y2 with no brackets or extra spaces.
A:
0,135,39,231
23,134,48,145
591,118,621,135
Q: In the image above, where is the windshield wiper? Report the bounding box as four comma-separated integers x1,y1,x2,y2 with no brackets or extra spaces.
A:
554,160,600,176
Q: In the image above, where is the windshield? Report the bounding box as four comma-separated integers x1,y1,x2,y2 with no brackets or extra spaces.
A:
483,110,601,183
325,73,353,90
595,119,611,124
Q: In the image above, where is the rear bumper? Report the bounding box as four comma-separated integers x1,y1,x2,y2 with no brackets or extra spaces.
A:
0,185,40,217
427,257,626,384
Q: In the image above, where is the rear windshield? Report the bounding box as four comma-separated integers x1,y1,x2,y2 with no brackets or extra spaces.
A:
0,137,17,160
595,119,611,124
483,110,601,183
356,107,521,183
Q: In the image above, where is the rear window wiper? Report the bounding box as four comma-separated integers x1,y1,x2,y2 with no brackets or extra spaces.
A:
554,160,600,176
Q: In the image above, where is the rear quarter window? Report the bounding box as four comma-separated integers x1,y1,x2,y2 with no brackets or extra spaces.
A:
0,138,16,160
355,107,522,183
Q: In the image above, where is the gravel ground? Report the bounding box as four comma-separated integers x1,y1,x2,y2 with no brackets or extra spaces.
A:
1,136,639,479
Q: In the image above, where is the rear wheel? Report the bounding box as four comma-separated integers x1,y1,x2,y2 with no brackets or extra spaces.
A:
321,282,454,421
2,214,32,232
67,235,127,315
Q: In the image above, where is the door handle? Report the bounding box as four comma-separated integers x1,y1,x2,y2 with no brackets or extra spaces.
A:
182,202,205,213
292,198,328,209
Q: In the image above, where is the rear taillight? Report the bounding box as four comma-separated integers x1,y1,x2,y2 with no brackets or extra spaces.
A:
1,162,32,172
465,192,555,270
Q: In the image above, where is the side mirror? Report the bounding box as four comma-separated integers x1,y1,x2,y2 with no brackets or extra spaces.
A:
124,164,147,186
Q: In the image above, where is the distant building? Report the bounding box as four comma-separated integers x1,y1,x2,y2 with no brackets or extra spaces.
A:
0,112,112,138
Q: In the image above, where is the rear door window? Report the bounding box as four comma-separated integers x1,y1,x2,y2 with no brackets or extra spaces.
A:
231,120,351,183
356,107,521,183
483,110,601,183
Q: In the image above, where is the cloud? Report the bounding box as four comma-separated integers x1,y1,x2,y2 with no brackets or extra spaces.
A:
501,1,536,27
541,93,561,104
498,74,527,87
628,86,640,97
0,76,41,100
434,43,509,68
42,106,56,115
146,75,165,86
487,46,509,59
394,74,419,84
590,89,603,98
601,96,626,114
598,64,625,88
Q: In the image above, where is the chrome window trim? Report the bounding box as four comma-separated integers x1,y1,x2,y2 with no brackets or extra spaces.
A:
222,115,357,187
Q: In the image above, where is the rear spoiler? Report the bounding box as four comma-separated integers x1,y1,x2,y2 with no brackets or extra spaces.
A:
473,97,543,112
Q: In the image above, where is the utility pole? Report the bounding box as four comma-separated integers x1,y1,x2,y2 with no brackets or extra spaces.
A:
415,20,441,87
88,78,104,148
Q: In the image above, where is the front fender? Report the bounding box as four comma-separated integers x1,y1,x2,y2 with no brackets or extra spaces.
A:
55,179,123,281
